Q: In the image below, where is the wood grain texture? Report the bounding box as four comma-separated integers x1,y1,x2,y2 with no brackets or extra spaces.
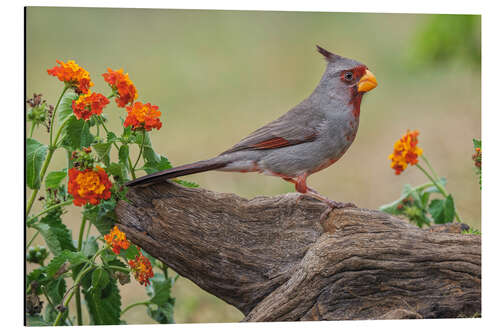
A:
115,180,481,321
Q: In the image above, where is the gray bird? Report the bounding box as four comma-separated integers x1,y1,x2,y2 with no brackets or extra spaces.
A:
126,45,378,208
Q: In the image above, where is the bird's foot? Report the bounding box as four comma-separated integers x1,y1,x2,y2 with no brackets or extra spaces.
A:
318,200,357,221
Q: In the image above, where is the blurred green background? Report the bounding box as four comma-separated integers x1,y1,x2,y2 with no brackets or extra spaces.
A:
26,7,480,324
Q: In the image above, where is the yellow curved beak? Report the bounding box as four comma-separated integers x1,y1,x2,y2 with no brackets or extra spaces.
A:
357,69,378,93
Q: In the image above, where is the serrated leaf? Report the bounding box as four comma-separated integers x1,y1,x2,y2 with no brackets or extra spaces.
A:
46,278,67,304
45,250,88,278
57,90,79,124
92,267,110,290
84,199,117,235
33,223,62,256
147,274,173,306
26,138,48,189
107,131,118,142
83,276,121,325
173,179,199,188
429,195,455,224
106,162,128,182
143,156,172,174
45,170,67,189
120,244,140,261
92,142,111,159
147,303,175,324
35,211,76,256
142,132,160,163
443,195,456,222
473,138,481,150
82,236,98,258
63,117,94,150
27,314,50,326
118,145,129,167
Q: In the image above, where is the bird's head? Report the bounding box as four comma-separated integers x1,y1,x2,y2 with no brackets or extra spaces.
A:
314,45,377,117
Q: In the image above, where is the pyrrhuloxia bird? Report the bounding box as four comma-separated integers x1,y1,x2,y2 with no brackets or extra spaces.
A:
126,45,378,208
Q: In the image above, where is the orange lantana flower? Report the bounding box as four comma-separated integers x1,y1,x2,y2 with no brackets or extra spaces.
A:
128,251,154,286
72,91,110,120
388,130,423,175
47,60,93,94
67,166,112,206
104,226,131,255
102,68,138,107
124,101,162,131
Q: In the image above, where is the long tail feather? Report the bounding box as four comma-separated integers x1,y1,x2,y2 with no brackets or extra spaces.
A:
125,159,227,187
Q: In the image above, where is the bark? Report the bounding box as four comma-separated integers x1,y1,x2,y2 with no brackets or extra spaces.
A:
115,180,481,321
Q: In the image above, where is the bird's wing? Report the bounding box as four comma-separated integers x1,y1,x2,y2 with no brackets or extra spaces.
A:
220,105,325,155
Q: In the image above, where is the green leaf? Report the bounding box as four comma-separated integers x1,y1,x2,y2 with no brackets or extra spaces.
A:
173,179,199,188
429,195,455,224
27,314,50,326
62,117,94,150
45,170,67,189
473,138,481,150
45,250,88,278
92,142,112,159
83,275,122,325
142,132,160,163
92,267,110,290
84,199,117,235
107,131,118,143
46,278,67,304
146,274,176,324
147,274,173,306
147,303,175,324
57,90,79,124
106,162,129,182
120,244,140,261
34,211,76,256
143,156,172,174
82,236,99,258
118,145,129,167
26,138,48,189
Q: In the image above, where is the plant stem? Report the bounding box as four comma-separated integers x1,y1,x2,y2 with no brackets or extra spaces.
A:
108,265,130,273
49,86,69,147
416,163,463,223
132,129,145,170
421,155,439,181
26,231,40,249
26,147,55,216
27,199,73,225
96,115,137,179
120,301,151,316
74,216,87,326
29,122,36,138
26,87,70,217
52,265,94,326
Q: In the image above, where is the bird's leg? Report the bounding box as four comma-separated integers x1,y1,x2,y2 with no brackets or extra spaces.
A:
291,174,356,210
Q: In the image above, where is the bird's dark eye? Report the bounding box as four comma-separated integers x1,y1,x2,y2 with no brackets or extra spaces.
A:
344,72,353,81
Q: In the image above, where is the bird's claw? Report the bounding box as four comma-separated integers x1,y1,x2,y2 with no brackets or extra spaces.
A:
326,200,357,209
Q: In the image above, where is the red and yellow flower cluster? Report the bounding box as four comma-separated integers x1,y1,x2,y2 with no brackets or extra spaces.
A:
68,166,112,206
47,60,93,94
102,68,138,107
388,130,423,175
124,102,162,131
104,226,131,255
128,252,154,286
72,92,110,120
103,226,154,286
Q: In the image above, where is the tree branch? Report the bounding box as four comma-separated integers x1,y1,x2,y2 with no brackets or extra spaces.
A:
115,180,481,321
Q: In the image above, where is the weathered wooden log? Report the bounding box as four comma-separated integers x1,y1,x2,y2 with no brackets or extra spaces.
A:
115,181,481,321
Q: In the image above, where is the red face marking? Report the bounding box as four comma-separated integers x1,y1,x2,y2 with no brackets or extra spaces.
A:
341,65,368,119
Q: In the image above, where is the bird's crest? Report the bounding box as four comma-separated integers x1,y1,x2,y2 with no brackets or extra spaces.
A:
316,45,342,62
